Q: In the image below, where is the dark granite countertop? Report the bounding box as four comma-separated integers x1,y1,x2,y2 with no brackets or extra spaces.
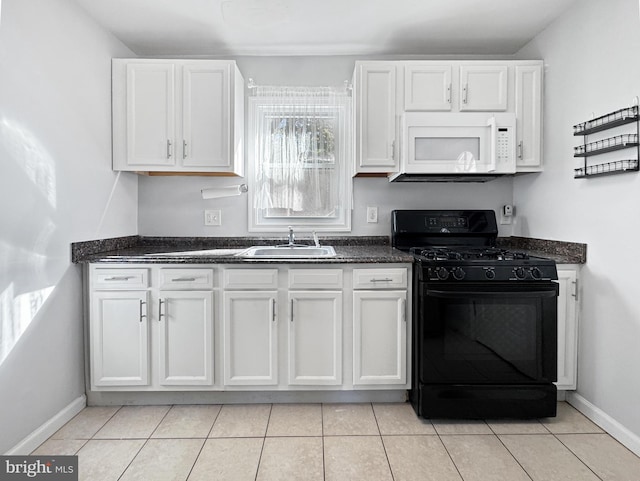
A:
496,236,586,264
73,236,414,265
72,235,585,265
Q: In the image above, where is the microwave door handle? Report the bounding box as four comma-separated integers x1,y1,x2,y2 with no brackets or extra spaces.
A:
487,116,497,172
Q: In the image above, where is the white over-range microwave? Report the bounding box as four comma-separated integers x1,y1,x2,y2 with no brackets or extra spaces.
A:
389,112,517,182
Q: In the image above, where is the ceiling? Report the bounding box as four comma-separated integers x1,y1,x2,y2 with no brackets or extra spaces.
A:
72,0,578,57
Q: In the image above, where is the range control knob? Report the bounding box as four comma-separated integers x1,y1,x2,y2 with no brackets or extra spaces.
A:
451,267,466,280
514,267,527,279
530,267,542,279
485,268,496,279
435,267,450,280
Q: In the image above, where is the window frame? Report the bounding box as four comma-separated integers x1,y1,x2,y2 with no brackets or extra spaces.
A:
247,96,352,233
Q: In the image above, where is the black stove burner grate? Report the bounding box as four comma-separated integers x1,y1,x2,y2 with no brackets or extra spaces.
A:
412,246,531,262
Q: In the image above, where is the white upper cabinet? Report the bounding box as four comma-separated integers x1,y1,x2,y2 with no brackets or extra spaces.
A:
459,65,508,111
354,60,543,174
515,63,543,171
404,64,452,111
354,62,400,173
113,59,244,175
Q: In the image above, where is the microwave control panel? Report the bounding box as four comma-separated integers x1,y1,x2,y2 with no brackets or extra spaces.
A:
496,127,513,164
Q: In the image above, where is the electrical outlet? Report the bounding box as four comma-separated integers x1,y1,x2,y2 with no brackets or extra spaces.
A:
366,206,378,223
204,209,221,226
500,204,513,225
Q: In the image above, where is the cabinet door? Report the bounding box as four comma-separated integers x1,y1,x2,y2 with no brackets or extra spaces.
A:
556,269,579,390
515,64,543,171
288,291,342,385
157,291,214,386
91,291,149,387
459,65,508,111
182,63,230,169
223,291,278,385
404,64,452,111
125,63,175,166
355,63,399,172
353,291,407,385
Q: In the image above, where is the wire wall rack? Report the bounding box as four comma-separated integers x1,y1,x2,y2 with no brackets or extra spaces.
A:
573,102,639,179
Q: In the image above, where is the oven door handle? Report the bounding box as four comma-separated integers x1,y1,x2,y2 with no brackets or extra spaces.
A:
426,289,558,298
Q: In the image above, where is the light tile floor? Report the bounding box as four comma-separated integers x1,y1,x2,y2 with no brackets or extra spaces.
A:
32,401,640,481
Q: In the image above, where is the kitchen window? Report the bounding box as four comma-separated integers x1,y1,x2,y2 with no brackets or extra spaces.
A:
247,85,352,232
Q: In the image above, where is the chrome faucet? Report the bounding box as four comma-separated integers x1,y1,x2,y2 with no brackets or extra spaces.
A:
287,226,295,246
312,231,320,248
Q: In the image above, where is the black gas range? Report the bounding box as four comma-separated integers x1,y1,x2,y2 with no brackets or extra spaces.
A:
393,210,559,419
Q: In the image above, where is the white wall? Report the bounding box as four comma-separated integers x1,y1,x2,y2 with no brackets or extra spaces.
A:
138,56,516,238
0,0,136,453
515,0,640,439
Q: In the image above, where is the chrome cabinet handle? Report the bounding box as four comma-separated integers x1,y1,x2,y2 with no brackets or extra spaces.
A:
462,84,468,104
518,141,524,160
158,298,165,321
171,277,196,282
290,299,295,322
271,298,276,322
401,298,406,323
370,278,393,282
572,280,579,300
447,83,451,104
183,140,188,159
139,300,147,322
104,276,133,281
166,139,172,159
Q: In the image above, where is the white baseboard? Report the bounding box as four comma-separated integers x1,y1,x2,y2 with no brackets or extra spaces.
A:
5,395,86,455
567,392,640,457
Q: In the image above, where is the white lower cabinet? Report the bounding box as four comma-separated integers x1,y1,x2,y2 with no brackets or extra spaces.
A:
288,291,342,385
222,291,278,385
157,290,213,386
353,290,407,385
91,290,150,387
556,267,580,390
88,263,411,392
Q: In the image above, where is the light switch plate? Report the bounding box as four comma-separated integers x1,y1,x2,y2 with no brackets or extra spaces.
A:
366,206,378,223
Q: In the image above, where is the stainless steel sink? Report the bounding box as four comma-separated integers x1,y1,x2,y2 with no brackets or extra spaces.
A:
236,245,337,258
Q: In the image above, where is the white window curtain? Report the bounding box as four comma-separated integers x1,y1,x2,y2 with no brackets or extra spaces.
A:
250,85,352,230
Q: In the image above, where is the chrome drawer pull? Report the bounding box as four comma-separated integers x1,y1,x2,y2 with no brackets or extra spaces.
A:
171,277,197,282
139,300,147,322
370,278,393,282
104,276,133,281
158,299,165,321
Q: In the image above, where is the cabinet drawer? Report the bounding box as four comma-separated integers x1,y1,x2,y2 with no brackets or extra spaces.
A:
93,268,149,289
352,268,407,289
289,269,343,289
159,268,215,289
223,269,278,289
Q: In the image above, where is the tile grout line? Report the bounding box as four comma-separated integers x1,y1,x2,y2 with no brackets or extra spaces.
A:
435,430,465,481
115,437,150,481
552,432,604,481
253,403,273,481
371,403,396,481
490,426,535,481
205,404,224,439
115,405,172,481
321,403,326,481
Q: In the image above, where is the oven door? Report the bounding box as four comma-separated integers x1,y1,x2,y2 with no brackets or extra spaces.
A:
418,281,558,385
